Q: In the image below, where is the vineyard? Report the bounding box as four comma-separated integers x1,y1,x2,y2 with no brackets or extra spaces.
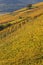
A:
0,2,43,65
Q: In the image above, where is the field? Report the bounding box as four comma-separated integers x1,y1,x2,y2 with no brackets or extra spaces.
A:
0,2,43,65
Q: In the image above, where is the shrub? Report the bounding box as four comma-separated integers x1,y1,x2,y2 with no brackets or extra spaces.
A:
27,4,32,9
0,25,4,31
19,16,22,19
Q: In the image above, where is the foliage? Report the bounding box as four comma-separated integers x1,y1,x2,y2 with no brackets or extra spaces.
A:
27,4,32,9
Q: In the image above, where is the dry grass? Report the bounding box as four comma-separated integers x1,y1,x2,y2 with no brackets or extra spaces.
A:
0,2,43,65
0,2,43,24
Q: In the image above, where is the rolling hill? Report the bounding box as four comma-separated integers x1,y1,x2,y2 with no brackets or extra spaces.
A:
0,0,43,14
0,2,43,65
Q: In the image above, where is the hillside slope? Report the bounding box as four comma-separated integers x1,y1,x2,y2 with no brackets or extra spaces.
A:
0,2,43,24
0,2,43,65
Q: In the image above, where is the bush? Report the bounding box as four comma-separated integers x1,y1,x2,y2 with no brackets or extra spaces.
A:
19,16,22,19
27,4,32,9
0,25,4,31
0,23,12,31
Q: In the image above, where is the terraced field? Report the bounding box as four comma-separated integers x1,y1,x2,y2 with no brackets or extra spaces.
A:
0,2,43,65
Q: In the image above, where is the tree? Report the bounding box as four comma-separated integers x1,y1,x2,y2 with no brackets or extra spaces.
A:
27,4,32,9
